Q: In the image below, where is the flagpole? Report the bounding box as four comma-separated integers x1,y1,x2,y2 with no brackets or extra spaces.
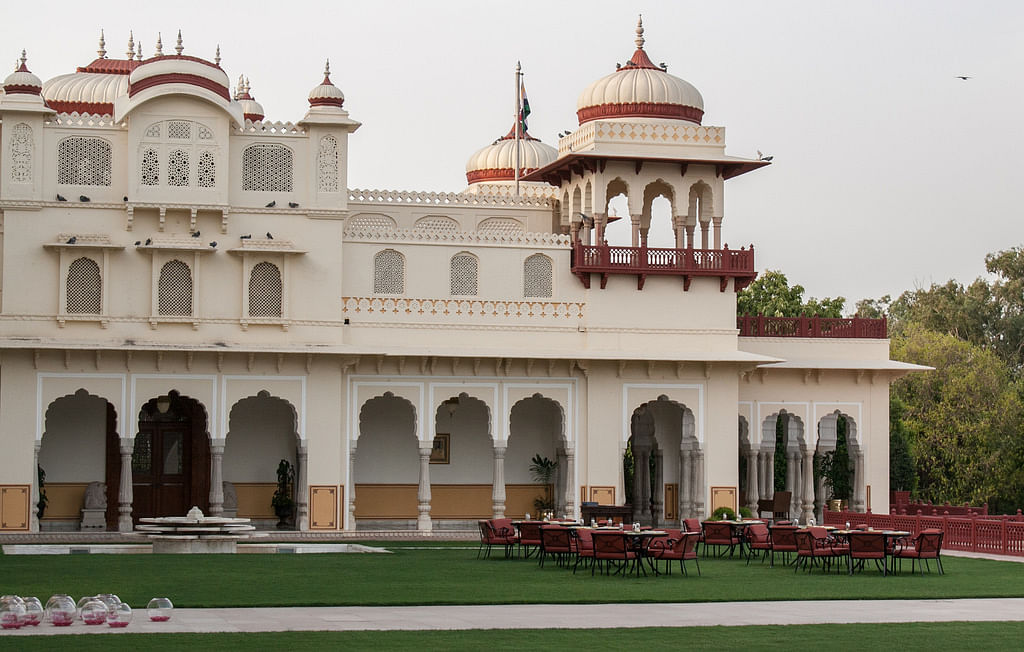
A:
515,61,522,199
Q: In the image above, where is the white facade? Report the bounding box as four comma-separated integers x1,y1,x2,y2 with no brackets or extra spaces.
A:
0,24,924,533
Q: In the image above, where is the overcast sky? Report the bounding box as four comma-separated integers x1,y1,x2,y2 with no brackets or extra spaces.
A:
4,1,1022,308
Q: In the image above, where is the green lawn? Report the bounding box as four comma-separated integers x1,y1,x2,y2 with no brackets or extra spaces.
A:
0,546,1016,608
3,623,1024,651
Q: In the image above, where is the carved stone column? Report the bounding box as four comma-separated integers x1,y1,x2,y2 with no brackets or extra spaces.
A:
417,445,433,531
570,220,581,244
563,446,576,519
347,445,357,531
680,447,692,519
700,220,710,249
492,444,507,518
595,213,607,243
208,438,225,516
673,217,686,248
118,438,134,533
694,448,706,518
631,215,641,247
854,451,866,512
745,449,758,514
712,217,723,249
814,452,826,523
802,448,816,524
636,447,651,525
685,224,696,249
652,449,663,526
296,444,309,530
790,451,802,521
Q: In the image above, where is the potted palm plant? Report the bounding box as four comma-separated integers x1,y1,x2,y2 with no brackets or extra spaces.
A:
270,459,295,528
529,454,558,515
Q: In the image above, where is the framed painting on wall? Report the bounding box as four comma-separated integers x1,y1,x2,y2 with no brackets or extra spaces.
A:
430,433,450,464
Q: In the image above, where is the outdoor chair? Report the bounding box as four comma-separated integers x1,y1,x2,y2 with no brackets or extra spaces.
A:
571,528,595,574
771,491,792,521
794,528,848,573
701,521,741,558
745,523,771,565
538,525,573,569
847,531,888,576
757,498,775,520
649,530,701,576
477,519,518,559
517,521,543,559
682,518,702,534
591,531,637,576
894,528,944,575
769,525,799,566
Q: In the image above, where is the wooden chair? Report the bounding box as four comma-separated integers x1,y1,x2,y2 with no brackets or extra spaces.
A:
771,491,792,521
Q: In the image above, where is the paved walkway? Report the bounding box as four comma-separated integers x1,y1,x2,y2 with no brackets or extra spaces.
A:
4,598,1024,636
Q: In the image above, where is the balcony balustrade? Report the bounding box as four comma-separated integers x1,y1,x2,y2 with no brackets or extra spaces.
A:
737,315,888,339
570,242,756,291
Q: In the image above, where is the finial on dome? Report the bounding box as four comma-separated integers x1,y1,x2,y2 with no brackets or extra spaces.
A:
155,32,163,56
323,59,331,82
635,14,645,49
137,40,143,61
175,30,183,56
98,30,107,59
127,31,135,59
245,76,251,94
215,44,221,66
236,74,244,99
18,50,27,71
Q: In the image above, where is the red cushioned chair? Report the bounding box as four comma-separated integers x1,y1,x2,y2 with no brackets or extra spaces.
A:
650,530,701,576
769,525,799,567
572,528,595,574
517,521,543,559
795,528,847,573
477,519,518,559
847,531,888,576
894,528,944,575
745,523,771,565
538,525,573,569
701,521,741,558
591,531,637,576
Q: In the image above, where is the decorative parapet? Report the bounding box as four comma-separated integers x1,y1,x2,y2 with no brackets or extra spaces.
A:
342,296,585,320
464,183,558,200
343,227,571,248
46,113,124,127
737,316,888,339
348,188,552,208
235,119,305,135
559,121,725,155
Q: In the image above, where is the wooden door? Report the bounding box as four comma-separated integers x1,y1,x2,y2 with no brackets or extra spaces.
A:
132,422,191,519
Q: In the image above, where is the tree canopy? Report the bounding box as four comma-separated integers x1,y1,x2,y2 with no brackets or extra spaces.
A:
738,270,845,318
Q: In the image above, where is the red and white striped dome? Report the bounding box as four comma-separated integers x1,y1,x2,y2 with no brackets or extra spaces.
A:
576,17,704,126
4,51,43,96
308,61,345,109
465,125,557,184
235,75,265,122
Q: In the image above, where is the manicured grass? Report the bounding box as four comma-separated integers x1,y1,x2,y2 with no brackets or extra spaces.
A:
0,546,1017,609
3,623,1024,651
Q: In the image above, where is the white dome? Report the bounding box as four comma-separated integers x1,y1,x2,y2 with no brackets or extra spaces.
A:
465,127,557,184
44,70,128,112
576,18,704,125
234,76,265,121
308,61,344,108
4,52,43,95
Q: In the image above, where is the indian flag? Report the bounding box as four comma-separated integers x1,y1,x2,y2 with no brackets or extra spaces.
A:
519,80,531,133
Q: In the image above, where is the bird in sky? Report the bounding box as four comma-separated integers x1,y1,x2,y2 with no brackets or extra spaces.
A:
56,194,67,202
955,75,972,80
265,200,276,208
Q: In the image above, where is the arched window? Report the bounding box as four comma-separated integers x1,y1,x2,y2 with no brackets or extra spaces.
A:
450,253,478,296
66,257,102,314
140,148,160,186
373,249,404,294
10,123,32,183
317,135,339,192
168,149,190,186
57,137,111,186
523,253,553,298
197,150,216,188
158,260,193,316
249,262,283,317
242,143,293,192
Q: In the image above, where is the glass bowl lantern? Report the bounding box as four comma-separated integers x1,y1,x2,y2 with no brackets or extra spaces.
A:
107,602,133,628
0,595,26,629
147,597,173,621
80,598,108,625
45,594,76,626
22,597,43,626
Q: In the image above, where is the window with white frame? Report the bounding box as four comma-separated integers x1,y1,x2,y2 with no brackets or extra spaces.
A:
248,261,283,318
197,150,216,188
57,137,111,186
450,253,478,296
242,143,293,192
157,259,193,316
66,257,102,314
168,149,190,187
139,120,217,191
373,249,404,294
140,148,159,186
523,253,553,298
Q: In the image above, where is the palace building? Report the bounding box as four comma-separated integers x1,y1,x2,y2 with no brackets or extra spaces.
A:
0,21,925,534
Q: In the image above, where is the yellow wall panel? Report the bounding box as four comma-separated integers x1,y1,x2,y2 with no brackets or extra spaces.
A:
309,485,338,529
1,485,30,531
355,484,418,518
234,483,276,519
41,483,87,520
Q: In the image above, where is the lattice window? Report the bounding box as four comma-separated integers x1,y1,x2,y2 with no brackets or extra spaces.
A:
144,124,162,138
10,123,32,183
66,257,102,314
450,253,478,296
131,433,152,473
415,216,458,232
197,124,213,140
242,143,293,192
197,150,216,188
168,149,190,187
524,253,553,298
157,259,193,316
57,137,112,186
140,148,160,186
373,249,404,294
249,262,283,318
167,121,192,139
349,214,396,230
478,218,524,235
317,135,339,192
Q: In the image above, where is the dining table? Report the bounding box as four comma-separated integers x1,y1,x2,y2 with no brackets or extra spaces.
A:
831,528,911,574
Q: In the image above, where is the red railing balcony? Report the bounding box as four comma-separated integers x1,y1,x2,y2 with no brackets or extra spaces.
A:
737,315,888,339
571,242,756,291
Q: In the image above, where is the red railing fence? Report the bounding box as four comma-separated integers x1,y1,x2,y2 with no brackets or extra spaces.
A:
737,315,887,339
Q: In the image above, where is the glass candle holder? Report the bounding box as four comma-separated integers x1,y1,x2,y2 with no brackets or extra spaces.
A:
107,602,133,628
22,597,43,626
80,598,108,625
76,595,95,619
147,597,174,622
97,593,121,610
0,595,26,629
45,594,76,627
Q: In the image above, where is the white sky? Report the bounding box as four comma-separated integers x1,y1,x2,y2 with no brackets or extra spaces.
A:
4,0,1022,307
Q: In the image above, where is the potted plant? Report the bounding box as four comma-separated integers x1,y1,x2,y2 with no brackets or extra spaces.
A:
271,459,295,529
821,448,853,511
529,454,558,515
709,506,737,521
36,465,48,519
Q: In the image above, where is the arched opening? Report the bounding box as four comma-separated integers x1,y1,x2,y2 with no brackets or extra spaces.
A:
687,180,714,249
354,392,418,528
641,179,675,248
507,394,565,518
762,410,808,522
225,391,300,528
604,178,630,246
816,411,861,518
133,391,210,522
626,396,696,526
429,393,492,522
39,389,118,531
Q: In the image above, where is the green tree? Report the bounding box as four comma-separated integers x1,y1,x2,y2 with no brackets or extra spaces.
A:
738,270,845,317
985,246,1024,372
888,395,917,494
